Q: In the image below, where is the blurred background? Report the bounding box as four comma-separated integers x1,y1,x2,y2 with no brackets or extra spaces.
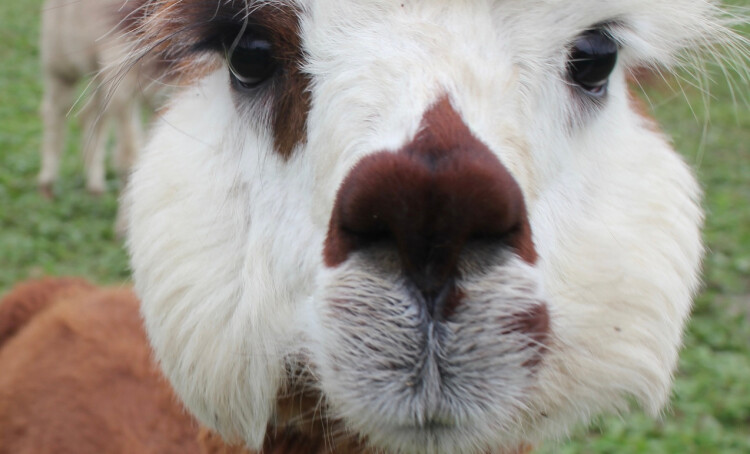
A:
0,0,747,452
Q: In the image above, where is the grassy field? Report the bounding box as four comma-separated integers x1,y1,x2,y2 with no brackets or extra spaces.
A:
1,1,748,452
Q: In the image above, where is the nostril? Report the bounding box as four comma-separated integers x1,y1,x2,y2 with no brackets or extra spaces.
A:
333,187,407,256
340,219,391,245
488,220,525,251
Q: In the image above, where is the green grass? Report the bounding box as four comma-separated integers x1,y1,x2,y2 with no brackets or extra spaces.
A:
1,1,748,452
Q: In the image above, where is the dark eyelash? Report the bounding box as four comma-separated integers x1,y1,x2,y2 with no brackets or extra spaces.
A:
174,2,256,54
189,24,242,53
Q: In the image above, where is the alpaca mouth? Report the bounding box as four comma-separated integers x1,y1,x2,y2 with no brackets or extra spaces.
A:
310,253,549,454
350,409,510,454
388,419,462,441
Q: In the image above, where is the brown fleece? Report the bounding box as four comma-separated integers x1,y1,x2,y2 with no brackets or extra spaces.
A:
0,278,202,454
0,277,93,346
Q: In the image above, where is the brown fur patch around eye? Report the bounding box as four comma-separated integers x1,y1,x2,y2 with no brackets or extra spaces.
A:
255,5,311,159
120,0,310,158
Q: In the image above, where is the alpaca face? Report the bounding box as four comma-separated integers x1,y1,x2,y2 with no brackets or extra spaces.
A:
125,1,728,452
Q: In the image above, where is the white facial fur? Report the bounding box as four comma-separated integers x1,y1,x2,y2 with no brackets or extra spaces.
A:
125,1,741,452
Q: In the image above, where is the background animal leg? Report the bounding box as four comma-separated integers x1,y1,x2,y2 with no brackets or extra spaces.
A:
79,89,110,195
38,74,75,198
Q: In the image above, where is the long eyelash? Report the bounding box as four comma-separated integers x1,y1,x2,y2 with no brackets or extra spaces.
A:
224,14,251,61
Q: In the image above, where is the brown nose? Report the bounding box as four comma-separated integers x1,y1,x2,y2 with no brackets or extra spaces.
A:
324,98,536,318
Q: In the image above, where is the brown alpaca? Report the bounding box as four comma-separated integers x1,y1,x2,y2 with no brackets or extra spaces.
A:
0,278,202,454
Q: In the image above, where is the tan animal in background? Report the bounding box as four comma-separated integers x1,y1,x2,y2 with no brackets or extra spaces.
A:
38,0,159,216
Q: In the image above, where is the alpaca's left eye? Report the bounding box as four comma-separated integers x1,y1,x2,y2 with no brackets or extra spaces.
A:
226,33,277,89
568,29,618,96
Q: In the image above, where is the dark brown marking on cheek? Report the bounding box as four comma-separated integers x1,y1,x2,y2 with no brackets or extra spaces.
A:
517,303,550,368
259,6,311,159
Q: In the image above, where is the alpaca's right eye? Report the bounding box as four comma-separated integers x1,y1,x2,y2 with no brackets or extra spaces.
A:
226,32,278,89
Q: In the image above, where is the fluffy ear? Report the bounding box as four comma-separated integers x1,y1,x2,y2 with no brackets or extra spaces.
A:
612,2,750,88
124,92,292,448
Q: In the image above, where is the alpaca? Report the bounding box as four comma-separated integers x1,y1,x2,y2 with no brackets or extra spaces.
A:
38,0,160,201
121,1,747,453
0,278,256,454
6,0,745,453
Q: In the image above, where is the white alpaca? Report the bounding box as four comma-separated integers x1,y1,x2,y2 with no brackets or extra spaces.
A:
38,0,159,199
123,1,745,453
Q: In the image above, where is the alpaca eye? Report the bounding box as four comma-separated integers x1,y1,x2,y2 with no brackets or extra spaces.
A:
568,29,618,96
226,33,277,89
